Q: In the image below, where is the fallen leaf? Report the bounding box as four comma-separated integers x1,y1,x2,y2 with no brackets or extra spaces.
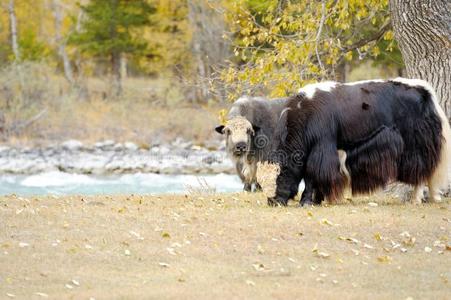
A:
35,292,48,298
374,233,383,241
6,293,16,298
363,243,374,249
312,243,318,253
377,255,392,263
317,251,331,258
167,247,176,255
252,263,265,271
246,280,255,286
320,218,334,226
346,237,360,244
71,279,80,286
159,262,170,268
400,231,411,238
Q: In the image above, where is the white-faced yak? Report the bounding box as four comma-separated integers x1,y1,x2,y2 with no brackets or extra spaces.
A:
215,96,288,192
257,78,450,206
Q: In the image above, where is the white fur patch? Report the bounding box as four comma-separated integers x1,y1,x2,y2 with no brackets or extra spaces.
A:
298,81,338,99
256,162,280,198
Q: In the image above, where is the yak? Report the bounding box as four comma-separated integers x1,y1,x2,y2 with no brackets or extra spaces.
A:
215,96,287,192
257,78,450,206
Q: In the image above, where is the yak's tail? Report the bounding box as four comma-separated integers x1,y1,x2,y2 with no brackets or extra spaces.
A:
393,78,450,195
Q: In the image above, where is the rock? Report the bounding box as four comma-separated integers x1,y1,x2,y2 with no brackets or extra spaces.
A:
94,140,115,149
0,142,235,175
61,140,83,151
113,143,124,151
124,142,138,151
0,146,10,153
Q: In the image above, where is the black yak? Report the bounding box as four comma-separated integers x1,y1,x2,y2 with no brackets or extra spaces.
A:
257,78,450,206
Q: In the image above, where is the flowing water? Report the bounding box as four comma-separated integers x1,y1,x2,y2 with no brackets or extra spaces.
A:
0,171,242,196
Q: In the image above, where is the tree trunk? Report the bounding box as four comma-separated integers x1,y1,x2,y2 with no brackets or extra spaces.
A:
51,0,74,84
389,0,451,118
111,52,122,96
187,0,230,103
120,53,127,80
8,0,20,61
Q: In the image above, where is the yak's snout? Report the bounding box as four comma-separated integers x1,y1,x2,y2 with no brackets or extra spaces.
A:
234,141,248,155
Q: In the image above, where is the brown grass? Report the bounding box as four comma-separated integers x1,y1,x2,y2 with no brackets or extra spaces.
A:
1,63,226,147
1,194,449,299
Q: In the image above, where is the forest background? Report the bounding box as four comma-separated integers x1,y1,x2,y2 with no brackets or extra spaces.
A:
0,0,422,147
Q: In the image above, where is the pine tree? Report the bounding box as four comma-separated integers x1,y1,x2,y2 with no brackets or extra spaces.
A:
70,0,155,96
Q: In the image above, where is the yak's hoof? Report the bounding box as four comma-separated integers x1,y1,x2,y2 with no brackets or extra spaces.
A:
254,183,263,192
267,197,287,207
299,200,314,207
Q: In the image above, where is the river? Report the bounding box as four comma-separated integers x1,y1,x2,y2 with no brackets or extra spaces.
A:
0,171,242,196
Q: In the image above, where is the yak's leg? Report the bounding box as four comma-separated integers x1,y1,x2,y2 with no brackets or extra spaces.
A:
300,177,315,206
427,178,442,202
314,188,325,205
306,141,345,203
254,182,263,192
268,169,300,206
235,161,252,192
411,184,424,204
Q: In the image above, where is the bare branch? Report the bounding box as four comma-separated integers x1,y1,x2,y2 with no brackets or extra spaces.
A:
315,0,327,73
342,20,392,53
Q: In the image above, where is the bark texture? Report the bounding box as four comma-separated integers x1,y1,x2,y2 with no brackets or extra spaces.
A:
390,0,451,118
8,0,20,61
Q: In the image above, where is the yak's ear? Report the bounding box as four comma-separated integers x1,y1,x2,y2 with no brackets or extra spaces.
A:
215,125,225,134
252,124,261,133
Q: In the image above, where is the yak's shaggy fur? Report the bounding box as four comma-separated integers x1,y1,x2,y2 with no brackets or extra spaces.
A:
267,78,450,206
216,96,287,191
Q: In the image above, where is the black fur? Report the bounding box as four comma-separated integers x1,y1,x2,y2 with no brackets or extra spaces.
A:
270,80,443,206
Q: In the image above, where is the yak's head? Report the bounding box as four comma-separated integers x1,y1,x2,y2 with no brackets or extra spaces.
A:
215,116,259,157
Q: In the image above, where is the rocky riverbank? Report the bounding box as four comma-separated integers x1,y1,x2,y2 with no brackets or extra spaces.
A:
0,139,234,175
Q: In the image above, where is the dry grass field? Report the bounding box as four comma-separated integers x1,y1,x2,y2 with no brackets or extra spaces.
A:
0,193,450,299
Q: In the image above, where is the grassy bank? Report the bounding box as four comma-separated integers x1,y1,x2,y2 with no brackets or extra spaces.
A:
0,63,225,147
1,193,449,299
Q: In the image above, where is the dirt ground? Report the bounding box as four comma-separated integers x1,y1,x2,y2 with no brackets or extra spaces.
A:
0,193,450,299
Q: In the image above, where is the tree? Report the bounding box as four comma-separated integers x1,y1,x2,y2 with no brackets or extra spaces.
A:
69,0,155,96
389,0,451,118
8,0,20,61
187,0,230,102
51,0,74,84
221,0,397,99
